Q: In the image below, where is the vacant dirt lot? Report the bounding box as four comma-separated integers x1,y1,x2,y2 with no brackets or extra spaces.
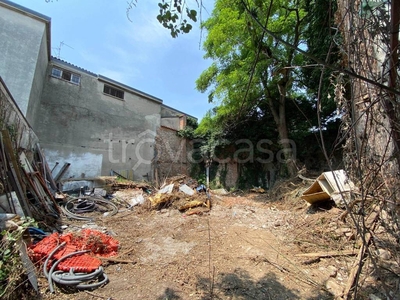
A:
33,183,398,300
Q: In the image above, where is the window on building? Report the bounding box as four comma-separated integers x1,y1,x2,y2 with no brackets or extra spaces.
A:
71,74,80,84
51,68,62,78
51,67,81,85
103,84,124,99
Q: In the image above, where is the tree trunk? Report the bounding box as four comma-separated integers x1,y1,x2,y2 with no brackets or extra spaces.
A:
268,82,298,177
336,0,400,197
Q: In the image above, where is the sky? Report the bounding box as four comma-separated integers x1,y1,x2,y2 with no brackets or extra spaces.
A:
12,0,215,121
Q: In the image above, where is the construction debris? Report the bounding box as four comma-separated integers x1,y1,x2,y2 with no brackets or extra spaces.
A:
113,189,145,208
301,169,356,206
178,199,207,211
149,193,182,209
28,229,119,292
0,133,60,229
250,187,266,193
179,184,195,195
158,183,174,194
147,175,211,213
0,212,17,230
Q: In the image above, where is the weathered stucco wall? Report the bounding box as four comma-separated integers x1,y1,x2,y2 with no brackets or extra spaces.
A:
0,77,39,150
26,30,49,128
160,104,187,130
0,3,49,120
160,117,181,131
214,162,238,189
0,2,195,183
34,60,161,180
155,126,189,181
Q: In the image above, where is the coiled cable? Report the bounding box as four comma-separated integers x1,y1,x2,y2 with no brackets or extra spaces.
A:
43,242,108,292
61,197,118,221
51,266,108,290
47,250,90,293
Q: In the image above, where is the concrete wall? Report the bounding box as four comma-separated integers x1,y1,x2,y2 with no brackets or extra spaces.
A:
160,117,181,131
0,2,49,120
26,30,49,127
0,77,39,151
161,105,187,130
34,59,161,180
214,162,239,189
155,126,189,181
155,105,196,182
0,2,194,183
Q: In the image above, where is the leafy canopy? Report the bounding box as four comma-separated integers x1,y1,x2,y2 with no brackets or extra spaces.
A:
126,0,201,38
196,0,309,129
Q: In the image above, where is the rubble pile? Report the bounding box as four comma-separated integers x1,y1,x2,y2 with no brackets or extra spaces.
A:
149,175,211,214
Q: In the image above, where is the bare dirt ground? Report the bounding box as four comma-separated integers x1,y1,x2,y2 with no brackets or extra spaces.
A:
34,181,399,300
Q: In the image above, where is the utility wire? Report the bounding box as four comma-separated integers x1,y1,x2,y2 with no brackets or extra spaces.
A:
240,0,400,97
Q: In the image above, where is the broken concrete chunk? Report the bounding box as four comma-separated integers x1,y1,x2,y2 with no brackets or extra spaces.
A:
375,248,392,260
327,265,338,278
179,184,194,196
158,183,174,194
94,188,107,197
129,194,145,207
325,278,343,297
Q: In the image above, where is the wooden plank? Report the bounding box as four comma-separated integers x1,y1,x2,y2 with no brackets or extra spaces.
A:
35,144,58,191
301,191,330,204
33,172,61,214
295,249,357,258
0,133,15,213
54,162,70,182
1,130,32,217
19,152,55,212
21,168,53,216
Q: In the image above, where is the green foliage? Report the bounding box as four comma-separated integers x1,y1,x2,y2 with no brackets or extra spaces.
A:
302,0,341,118
177,117,198,139
124,0,200,37
194,171,206,185
196,1,307,157
156,0,198,37
193,0,343,186
0,217,37,298
186,116,198,128
237,163,267,190
196,0,310,121
115,175,128,183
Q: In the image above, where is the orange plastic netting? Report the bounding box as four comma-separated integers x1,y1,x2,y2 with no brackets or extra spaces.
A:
29,229,119,272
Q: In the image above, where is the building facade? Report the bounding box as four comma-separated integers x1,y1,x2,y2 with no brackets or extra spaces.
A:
0,0,194,181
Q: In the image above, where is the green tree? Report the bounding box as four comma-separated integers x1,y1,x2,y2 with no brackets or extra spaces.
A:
196,0,308,176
